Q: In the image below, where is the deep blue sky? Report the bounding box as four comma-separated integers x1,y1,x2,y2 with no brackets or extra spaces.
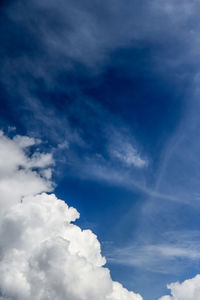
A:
1,1,200,299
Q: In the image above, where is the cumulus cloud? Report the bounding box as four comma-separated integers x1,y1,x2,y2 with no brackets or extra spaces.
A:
159,274,200,300
0,132,142,300
0,131,53,218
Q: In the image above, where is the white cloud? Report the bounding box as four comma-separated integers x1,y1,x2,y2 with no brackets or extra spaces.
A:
159,275,200,300
111,144,147,168
0,132,142,300
106,231,200,274
108,130,148,168
0,132,53,218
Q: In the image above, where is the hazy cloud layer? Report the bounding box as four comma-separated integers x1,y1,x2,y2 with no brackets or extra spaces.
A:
1,0,199,110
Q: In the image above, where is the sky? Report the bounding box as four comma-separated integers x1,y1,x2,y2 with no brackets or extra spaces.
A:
1,0,200,299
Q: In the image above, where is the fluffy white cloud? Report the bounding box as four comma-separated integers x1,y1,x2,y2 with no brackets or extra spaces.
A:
0,131,53,218
0,132,142,300
159,275,200,300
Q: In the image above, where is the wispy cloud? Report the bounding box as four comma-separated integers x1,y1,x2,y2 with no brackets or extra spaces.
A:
108,129,148,168
105,230,200,274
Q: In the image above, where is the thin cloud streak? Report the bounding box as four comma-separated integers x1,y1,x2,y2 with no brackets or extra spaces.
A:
106,230,200,274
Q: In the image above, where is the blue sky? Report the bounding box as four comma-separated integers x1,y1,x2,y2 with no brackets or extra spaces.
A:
1,1,200,299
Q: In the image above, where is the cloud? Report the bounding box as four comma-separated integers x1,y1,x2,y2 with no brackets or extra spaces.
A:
1,0,199,108
0,132,142,300
0,131,53,218
108,130,148,168
106,230,200,274
111,145,147,168
0,0,196,192
159,275,200,300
